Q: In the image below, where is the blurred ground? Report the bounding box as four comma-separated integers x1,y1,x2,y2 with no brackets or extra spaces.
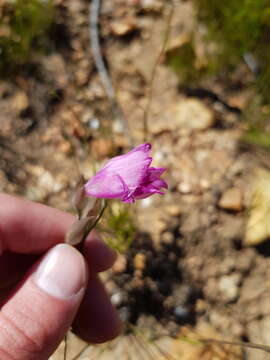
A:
1,0,270,359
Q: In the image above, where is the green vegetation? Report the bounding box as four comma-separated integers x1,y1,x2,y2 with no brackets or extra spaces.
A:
195,0,268,67
166,0,270,92
241,97,270,149
0,0,54,74
102,202,136,253
166,0,270,148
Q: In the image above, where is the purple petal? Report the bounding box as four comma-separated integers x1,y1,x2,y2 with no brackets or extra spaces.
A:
84,143,167,203
151,178,168,189
84,171,129,199
102,146,152,191
147,167,166,180
133,184,165,200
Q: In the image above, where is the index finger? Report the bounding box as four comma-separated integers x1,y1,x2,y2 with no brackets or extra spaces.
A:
0,193,74,254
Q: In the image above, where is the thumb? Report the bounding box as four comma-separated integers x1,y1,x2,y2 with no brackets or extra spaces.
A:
0,244,88,360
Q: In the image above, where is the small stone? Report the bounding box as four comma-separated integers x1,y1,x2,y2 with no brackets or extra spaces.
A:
244,169,270,246
219,257,236,275
88,117,100,130
178,182,192,194
163,296,175,310
111,21,136,36
140,197,153,208
218,187,243,211
195,299,207,314
161,231,174,245
58,140,72,154
218,273,241,302
164,205,181,216
91,138,113,159
235,249,255,273
112,254,127,274
172,98,215,131
38,170,63,193
111,292,124,306
174,306,190,321
74,69,89,87
12,91,29,114
41,54,67,87
134,253,146,271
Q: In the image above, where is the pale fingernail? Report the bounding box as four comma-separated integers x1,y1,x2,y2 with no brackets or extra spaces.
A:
34,244,87,299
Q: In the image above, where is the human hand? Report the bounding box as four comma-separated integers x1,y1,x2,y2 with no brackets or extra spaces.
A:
0,193,121,360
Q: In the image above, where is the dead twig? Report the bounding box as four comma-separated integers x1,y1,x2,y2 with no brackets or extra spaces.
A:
202,338,270,355
89,0,132,144
142,1,174,142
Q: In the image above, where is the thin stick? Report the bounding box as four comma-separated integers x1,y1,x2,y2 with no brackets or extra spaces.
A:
89,0,132,144
63,333,68,360
80,200,108,245
202,338,270,354
142,1,174,142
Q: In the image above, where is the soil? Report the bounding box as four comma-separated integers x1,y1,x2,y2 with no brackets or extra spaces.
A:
1,0,270,359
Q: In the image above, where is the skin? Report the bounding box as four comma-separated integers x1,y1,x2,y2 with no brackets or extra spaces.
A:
0,193,122,360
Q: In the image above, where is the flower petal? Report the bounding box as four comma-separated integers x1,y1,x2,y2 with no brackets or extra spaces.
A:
84,171,129,199
84,143,167,203
133,184,165,200
151,178,168,189
147,167,166,181
102,144,152,191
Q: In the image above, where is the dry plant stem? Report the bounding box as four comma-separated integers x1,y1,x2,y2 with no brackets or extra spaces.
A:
142,1,174,142
202,338,270,355
63,333,68,360
80,200,108,245
89,0,132,145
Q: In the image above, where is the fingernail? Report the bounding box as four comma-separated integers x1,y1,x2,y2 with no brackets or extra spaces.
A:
34,244,87,299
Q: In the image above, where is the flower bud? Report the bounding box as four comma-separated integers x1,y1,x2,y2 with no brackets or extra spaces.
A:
65,217,95,246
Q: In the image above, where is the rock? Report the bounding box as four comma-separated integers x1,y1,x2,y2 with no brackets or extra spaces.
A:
218,273,241,302
111,21,136,36
41,54,68,88
178,182,192,194
134,253,146,271
112,254,127,274
173,306,190,321
164,204,181,216
247,316,270,360
134,0,164,12
172,98,215,131
111,291,125,306
91,138,114,159
37,170,63,193
244,169,270,246
74,68,89,87
195,299,207,314
217,215,244,242
218,187,243,211
161,231,174,245
12,90,29,114
25,165,65,201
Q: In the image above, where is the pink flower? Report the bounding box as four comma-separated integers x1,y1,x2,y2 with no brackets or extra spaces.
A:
84,143,168,203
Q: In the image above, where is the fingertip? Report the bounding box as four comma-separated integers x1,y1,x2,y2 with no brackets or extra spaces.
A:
83,232,117,273
34,244,88,300
72,274,122,343
0,244,88,359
